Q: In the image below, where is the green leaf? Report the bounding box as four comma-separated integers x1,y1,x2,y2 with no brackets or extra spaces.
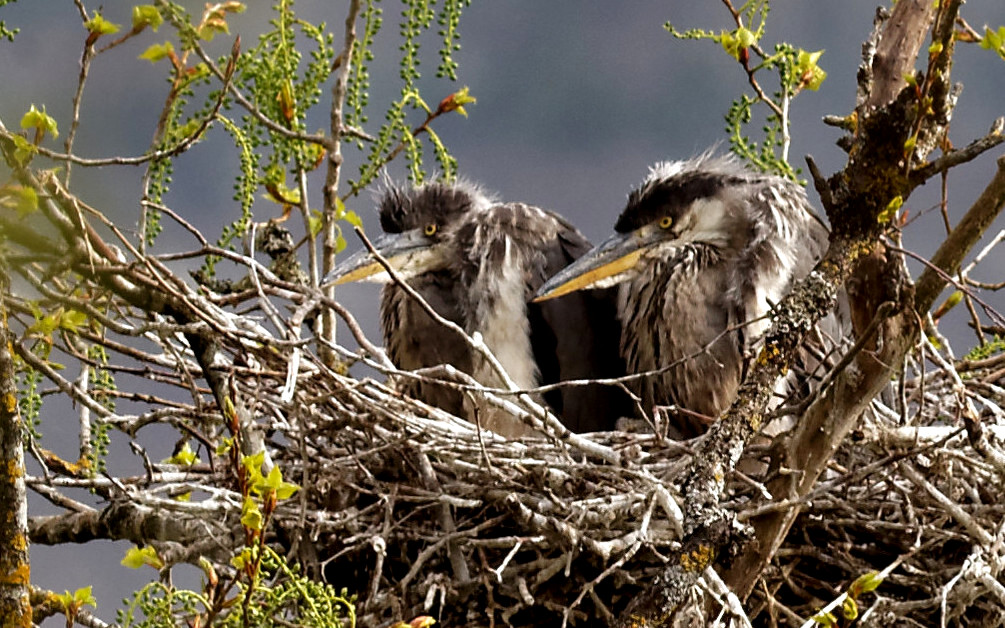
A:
231,547,253,570
849,570,884,596
29,312,61,336
263,465,300,500
132,5,163,32
138,41,174,63
335,232,347,255
58,309,88,333
276,479,299,500
343,209,363,229
795,49,827,91
121,545,163,570
735,25,757,48
242,451,266,495
878,195,903,223
73,586,97,608
241,496,263,530
842,596,858,620
0,184,39,218
85,13,121,36
308,210,323,238
164,441,199,466
11,135,37,165
980,26,1005,61
720,26,756,61
437,86,477,118
811,610,837,627
20,104,59,141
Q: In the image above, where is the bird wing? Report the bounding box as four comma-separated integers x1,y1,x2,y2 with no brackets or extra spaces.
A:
522,208,633,432
380,273,472,417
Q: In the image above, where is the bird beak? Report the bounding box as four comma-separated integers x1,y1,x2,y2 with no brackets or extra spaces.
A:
533,230,653,302
323,229,437,285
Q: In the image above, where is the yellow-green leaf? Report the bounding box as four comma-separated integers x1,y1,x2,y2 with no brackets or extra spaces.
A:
276,480,299,500
811,610,837,627
20,104,59,141
796,49,827,91
842,596,858,620
241,496,263,530
121,545,163,570
139,41,174,63
164,441,198,466
85,13,121,36
231,547,253,570
735,26,757,48
132,5,163,32
308,210,324,238
720,26,756,61
980,25,1005,61
0,184,39,218
59,309,88,333
11,135,37,165
849,570,884,595
343,209,363,229
73,586,97,607
878,195,903,223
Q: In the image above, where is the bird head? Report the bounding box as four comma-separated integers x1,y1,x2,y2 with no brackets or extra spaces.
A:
324,180,493,285
533,154,759,302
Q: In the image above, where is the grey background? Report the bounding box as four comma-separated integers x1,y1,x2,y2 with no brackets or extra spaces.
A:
1,1,1002,622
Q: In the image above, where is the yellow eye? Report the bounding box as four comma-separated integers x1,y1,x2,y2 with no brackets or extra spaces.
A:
659,216,673,229
423,223,437,236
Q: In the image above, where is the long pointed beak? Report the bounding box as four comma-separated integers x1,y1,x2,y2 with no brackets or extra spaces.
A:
323,229,435,285
533,231,650,302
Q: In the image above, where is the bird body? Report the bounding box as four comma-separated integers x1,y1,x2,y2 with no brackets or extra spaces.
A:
536,154,831,437
330,181,628,437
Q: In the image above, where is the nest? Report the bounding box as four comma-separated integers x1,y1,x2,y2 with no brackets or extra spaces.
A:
260,331,1005,627
13,218,1005,627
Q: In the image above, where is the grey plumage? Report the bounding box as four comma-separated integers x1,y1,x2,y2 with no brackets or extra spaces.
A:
535,153,833,437
329,180,629,436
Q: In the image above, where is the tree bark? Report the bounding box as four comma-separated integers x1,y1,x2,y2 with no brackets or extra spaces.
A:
0,282,31,627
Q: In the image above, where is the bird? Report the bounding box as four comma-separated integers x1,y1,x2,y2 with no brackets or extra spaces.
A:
327,180,630,437
534,153,835,438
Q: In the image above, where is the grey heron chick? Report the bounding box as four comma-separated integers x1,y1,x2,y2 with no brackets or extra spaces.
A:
328,181,629,437
535,154,832,438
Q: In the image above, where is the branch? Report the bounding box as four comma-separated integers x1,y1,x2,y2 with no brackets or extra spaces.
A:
916,154,1005,312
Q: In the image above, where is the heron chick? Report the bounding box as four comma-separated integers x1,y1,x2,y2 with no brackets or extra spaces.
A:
328,181,629,437
535,153,833,438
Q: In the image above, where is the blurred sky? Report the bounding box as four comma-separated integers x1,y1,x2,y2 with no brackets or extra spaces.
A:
1,1,1003,623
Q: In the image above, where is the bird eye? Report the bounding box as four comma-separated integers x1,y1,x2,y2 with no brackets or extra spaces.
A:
659,216,673,229
423,223,437,236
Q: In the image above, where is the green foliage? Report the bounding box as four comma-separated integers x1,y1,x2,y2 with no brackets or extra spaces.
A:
117,548,356,627
346,0,383,139
84,13,121,37
0,0,19,42
435,0,471,80
812,570,884,626
86,344,114,475
964,334,1005,362
980,25,1005,61
665,0,826,180
20,104,59,142
17,364,43,441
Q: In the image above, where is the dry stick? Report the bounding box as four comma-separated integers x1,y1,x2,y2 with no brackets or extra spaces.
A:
319,0,363,353
561,495,657,628
899,462,993,546
350,226,622,465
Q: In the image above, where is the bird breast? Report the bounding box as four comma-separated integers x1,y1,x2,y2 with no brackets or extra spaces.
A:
619,244,745,431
